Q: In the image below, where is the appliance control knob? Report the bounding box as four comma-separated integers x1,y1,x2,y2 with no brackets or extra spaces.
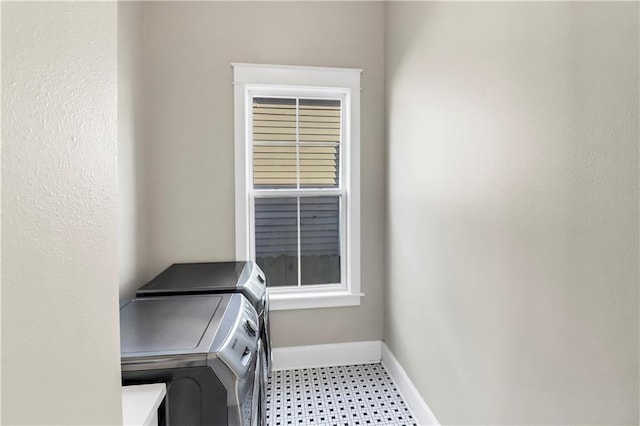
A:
244,320,257,337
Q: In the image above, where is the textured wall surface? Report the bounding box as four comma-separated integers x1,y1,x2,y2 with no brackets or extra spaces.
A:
385,2,639,424
141,1,385,347
2,2,122,424
118,2,147,304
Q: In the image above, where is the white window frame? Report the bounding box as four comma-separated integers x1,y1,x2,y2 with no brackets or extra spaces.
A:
233,63,362,311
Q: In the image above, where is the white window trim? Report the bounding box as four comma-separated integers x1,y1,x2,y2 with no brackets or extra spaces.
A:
233,63,362,311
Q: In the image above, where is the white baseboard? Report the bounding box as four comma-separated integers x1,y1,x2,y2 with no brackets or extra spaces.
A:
272,340,382,371
381,342,440,426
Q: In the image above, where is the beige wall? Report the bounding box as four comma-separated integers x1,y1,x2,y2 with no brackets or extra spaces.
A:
385,2,639,424
1,2,636,424
141,1,385,347
118,2,148,304
2,2,122,424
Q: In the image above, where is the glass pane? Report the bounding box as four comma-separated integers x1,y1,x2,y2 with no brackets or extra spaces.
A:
255,197,298,287
253,144,297,189
252,97,341,190
299,144,339,188
300,196,341,285
252,97,297,189
252,97,296,143
299,99,341,144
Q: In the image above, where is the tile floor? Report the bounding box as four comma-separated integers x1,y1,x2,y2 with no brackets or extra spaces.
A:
265,363,417,426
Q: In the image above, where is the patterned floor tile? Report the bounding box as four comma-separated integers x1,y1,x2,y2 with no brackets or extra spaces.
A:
266,363,417,426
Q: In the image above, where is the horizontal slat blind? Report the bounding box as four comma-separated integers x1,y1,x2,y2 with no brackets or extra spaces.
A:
252,97,340,188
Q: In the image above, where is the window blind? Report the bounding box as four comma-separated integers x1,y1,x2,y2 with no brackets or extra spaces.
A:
252,97,340,188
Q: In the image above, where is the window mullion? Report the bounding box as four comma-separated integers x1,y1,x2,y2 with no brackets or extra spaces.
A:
253,188,343,196
296,196,301,288
296,98,302,288
296,97,300,190
253,189,344,199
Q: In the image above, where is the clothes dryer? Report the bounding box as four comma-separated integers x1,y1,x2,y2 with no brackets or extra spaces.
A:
120,294,264,426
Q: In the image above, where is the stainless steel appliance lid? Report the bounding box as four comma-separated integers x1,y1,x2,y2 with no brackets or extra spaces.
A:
120,295,224,355
138,262,247,292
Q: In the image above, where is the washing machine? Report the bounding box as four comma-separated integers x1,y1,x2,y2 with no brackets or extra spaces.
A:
120,293,264,426
136,261,271,378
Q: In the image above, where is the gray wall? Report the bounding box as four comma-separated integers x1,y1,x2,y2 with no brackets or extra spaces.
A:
2,2,122,424
118,2,148,304
140,2,385,347
385,2,639,424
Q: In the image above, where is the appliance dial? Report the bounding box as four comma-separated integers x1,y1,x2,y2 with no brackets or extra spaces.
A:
244,320,257,337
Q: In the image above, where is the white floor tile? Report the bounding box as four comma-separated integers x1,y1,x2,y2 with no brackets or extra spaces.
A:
266,364,417,426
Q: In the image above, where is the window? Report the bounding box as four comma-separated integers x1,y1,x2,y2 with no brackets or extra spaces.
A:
233,64,361,310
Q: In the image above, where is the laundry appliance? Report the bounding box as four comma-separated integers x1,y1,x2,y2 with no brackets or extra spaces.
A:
120,294,264,426
136,261,271,376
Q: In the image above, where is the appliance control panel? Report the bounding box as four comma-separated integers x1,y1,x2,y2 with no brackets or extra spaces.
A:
212,294,259,380
239,262,267,305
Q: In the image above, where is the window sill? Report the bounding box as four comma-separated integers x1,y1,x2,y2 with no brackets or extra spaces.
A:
268,289,363,311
